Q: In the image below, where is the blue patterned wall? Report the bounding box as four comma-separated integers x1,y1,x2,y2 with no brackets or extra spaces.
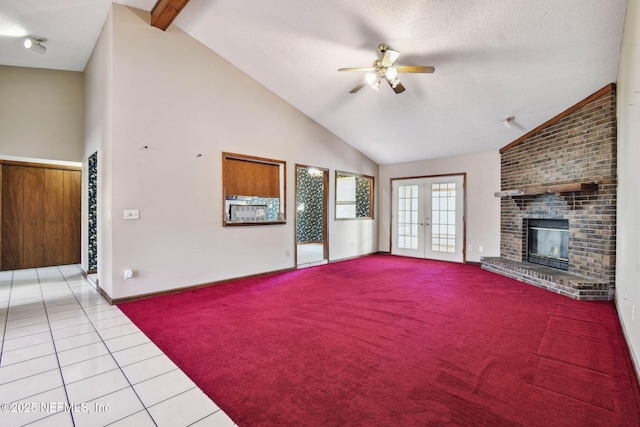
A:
88,152,98,272
355,176,372,218
296,168,324,243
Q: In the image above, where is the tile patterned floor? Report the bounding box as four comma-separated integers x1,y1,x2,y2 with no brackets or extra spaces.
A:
0,265,236,427
296,243,327,268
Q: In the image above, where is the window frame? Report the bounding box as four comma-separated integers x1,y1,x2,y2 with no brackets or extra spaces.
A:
334,170,374,220
222,152,286,226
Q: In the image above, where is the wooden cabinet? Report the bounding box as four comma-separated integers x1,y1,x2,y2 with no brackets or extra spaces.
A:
1,162,81,271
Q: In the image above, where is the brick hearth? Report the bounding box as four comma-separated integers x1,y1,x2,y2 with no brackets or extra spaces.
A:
481,84,617,301
482,257,610,300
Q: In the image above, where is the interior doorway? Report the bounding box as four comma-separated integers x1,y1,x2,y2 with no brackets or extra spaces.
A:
295,165,328,268
391,174,466,263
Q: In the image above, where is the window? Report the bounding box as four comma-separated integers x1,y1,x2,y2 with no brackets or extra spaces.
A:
222,152,286,225
335,171,374,219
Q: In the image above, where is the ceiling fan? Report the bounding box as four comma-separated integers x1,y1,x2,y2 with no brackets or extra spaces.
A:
338,44,435,94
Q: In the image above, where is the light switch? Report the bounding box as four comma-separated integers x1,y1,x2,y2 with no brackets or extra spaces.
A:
124,210,140,220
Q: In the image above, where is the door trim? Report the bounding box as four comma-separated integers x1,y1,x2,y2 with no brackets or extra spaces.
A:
389,173,467,263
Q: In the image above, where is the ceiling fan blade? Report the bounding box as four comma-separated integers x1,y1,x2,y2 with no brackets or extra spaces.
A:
349,82,367,93
387,79,405,94
338,67,376,72
396,65,435,73
380,49,400,67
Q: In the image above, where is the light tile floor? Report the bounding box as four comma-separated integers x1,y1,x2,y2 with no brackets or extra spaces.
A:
296,243,327,268
0,265,236,427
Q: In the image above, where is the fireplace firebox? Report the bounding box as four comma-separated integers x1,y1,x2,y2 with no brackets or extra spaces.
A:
527,219,569,270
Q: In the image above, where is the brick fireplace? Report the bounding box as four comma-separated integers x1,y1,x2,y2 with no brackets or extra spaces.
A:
482,84,617,300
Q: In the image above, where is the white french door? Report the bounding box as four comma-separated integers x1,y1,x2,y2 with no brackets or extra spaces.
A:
391,175,465,262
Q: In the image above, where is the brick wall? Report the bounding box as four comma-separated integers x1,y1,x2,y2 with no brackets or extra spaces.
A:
499,85,617,287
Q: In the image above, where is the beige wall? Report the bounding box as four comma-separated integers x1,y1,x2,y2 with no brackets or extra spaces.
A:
378,150,501,263
616,0,640,376
0,65,84,162
87,5,378,299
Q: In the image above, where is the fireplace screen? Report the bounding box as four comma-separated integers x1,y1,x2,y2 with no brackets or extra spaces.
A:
527,219,569,270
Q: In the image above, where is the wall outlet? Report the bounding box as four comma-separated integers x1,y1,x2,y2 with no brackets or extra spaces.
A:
468,245,473,252
624,292,628,306
633,305,636,322
124,269,133,280
124,209,140,220
286,250,290,257
479,246,484,253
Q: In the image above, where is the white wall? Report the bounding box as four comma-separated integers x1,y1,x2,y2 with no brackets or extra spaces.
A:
378,150,501,262
615,0,640,377
87,5,378,299
83,8,114,295
0,66,84,162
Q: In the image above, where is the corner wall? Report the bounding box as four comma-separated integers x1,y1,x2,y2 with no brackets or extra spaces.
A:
87,5,378,299
616,0,640,378
83,6,114,294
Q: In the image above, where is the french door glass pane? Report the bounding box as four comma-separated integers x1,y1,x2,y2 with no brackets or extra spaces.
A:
397,185,419,249
431,182,456,253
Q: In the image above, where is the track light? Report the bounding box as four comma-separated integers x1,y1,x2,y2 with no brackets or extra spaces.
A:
24,37,46,54
503,116,515,128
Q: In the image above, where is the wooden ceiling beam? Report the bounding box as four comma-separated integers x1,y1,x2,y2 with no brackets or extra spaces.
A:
151,0,191,31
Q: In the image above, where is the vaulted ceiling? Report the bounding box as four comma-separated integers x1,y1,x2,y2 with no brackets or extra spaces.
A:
0,0,627,164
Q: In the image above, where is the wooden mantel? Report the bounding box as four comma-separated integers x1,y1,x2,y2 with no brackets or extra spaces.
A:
494,182,598,197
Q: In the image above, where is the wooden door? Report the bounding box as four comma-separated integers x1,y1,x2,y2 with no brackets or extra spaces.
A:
1,163,82,271
44,169,65,266
1,166,24,270
22,167,45,268
63,170,81,265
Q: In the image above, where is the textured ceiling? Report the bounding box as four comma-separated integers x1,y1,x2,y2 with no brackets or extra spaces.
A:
0,0,627,164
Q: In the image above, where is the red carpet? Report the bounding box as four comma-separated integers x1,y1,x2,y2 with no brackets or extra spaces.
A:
119,255,640,426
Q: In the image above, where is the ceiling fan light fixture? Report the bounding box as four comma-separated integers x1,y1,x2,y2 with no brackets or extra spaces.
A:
339,44,434,95
385,67,398,80
24,37,46,54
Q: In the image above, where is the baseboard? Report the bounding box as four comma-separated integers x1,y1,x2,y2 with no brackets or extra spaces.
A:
96,286,114,305
81,268,112,304
328,252,382,264
111,266,296,305
110,253,387,304
374,251,479,265
615,299,640,388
